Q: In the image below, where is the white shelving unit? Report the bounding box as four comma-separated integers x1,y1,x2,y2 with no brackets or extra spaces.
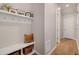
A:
0,42,35,55
0,10,34,55
0,10,33,24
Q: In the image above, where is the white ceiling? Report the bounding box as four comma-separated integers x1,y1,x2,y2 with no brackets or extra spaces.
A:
57,3,77,14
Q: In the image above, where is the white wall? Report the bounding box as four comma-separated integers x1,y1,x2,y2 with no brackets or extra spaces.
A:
31,3,57,54
31,3,45,54
45,3,57,54
60,12,63,39
76,4,79,46
0,23,31,48
63,13,76,39
59,4,77,40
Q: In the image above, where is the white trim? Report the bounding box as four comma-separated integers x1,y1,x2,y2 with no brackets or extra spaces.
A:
56,8,61,44
47,46,57,55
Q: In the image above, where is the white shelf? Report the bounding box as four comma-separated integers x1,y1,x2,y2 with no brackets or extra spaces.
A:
0,10,32,24
0,10,33,20
0,42,35,55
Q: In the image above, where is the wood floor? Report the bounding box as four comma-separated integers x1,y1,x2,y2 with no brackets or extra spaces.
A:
51,38,79,55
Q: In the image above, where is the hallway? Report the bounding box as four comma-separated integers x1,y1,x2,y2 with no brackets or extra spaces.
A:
52,38,79,55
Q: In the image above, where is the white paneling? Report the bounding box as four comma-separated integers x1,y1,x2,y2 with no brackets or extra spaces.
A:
31,3,44,54
0,25,20,48
45,3,57,54
45,40,51,53
0,13,32,48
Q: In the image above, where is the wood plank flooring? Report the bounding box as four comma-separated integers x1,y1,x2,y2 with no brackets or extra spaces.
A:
51,38,79,55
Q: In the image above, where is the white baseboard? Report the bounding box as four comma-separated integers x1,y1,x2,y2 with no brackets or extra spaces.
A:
47,46,57,55
34,46,57,55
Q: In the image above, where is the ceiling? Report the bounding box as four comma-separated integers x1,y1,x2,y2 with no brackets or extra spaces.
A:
57,3,77,14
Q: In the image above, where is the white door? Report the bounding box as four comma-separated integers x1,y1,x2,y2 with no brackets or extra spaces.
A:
63,14,76,39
